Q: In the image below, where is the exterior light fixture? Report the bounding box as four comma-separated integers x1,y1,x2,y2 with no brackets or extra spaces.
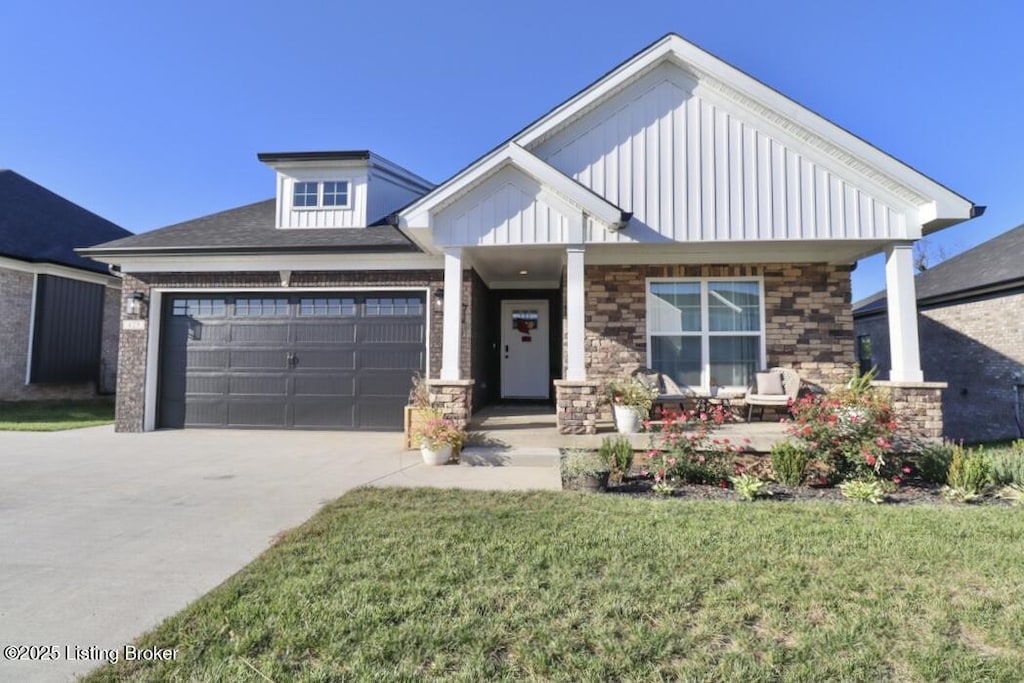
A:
124,291,149,318
434,288,444,310
519,269,528,275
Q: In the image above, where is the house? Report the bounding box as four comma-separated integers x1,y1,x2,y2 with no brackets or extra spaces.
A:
80,34,978,436
854,223,1024,442
0,170,131,401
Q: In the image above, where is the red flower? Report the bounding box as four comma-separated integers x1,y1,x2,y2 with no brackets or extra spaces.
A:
865,454,877,467
720,479,729,489
892,475,902,486
902,466,912,474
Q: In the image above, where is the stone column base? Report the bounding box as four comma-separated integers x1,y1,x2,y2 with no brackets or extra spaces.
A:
426,379,475,428
554,380,601,435
872,380,946,441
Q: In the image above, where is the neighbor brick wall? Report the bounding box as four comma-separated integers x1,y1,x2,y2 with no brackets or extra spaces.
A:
581,263,856,389
0,266,119,401
114,269,459,432
855,288,1024,442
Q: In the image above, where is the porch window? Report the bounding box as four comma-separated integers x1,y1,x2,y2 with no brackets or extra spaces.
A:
647,279,764,391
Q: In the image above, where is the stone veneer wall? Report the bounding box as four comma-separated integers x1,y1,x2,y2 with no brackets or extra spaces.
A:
582,263,856,390
872,381,946,442
427,379,474,428
554,380,601,434
0,266,121,401
855,288,1024,442
114,269,462,432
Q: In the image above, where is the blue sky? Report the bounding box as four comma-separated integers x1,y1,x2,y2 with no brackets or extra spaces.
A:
2,0,1021,301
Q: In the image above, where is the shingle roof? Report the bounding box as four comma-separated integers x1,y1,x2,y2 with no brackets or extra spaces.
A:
853,222,1024,315
0,170,132,274
81,198,420,255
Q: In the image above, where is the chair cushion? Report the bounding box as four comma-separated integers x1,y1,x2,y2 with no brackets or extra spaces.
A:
659,373,685,396
756,371,785,396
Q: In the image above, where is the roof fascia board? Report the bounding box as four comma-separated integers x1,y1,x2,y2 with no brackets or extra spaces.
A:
104,252,444,274
514,33,973,223
0,254,121,288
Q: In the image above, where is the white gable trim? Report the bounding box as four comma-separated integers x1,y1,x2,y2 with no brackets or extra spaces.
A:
399,143,629,235
514,34,973,230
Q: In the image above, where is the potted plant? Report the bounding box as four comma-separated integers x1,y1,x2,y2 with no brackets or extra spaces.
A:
561,449,611,492
404,372,432,449
411,408,466,466
605,377,658,434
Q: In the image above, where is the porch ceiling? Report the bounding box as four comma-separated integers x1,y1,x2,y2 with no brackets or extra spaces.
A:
468,246,565,289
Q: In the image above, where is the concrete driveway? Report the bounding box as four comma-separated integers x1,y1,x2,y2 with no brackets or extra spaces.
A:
0,426,558,682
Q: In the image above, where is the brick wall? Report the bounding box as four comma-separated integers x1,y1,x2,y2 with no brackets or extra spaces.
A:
582,263,855,389
0,266,120,401
855,288,1024,442
114,269,454,432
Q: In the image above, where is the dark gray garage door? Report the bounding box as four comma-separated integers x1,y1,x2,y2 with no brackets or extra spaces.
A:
157,293,425,430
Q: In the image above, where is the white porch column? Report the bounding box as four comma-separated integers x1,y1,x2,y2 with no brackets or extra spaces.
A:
440,248,463,380
566,245,586,381
884,241,924,382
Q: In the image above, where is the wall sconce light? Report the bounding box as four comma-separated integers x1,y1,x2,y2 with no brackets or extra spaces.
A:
124,291,148,318
434,288,444,310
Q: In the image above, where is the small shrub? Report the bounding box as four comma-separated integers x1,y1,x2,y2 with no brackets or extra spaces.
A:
770,441,809,486
942,444,991,502
599,436,634,481
996,483,1024,506
839,478,885,504
989,442,1024,485
561,449,610,478
915,441,954,484
730,472,771,501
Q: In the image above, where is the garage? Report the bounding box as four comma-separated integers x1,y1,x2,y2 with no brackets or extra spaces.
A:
157,293,425,430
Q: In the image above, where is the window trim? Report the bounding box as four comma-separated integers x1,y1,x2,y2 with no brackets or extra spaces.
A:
645,276,767,392
291,180,352,211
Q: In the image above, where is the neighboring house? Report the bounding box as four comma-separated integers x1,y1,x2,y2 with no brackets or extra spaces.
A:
0,170,131,400
854,224,1024,442
81,34,978,435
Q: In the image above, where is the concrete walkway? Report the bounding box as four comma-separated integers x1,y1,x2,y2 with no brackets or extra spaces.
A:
0,426,558,682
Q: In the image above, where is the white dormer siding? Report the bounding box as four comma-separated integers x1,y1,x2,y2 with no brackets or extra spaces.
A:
528,63,911,244
260,152,433,229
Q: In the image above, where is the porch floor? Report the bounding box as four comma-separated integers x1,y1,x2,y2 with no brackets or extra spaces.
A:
466,404,789,454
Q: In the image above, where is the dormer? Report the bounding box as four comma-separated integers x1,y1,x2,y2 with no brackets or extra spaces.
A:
257,150,434,229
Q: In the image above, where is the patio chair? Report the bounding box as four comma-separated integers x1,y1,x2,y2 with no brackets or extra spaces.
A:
630,367,691,415
745,367,801,422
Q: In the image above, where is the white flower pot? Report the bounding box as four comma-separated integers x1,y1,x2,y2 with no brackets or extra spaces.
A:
420,443,453,466
613,405,641,434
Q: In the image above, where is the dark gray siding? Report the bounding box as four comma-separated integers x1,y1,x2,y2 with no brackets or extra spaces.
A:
30,275,104,383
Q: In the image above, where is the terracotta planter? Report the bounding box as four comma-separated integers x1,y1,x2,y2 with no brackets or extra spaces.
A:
613,404,641,434
420,443,453,466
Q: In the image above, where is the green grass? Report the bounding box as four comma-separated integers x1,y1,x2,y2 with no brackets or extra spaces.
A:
0,399,114,431
87,488,1024,682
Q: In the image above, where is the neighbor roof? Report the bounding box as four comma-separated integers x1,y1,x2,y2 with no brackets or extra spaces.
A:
0,170,131,273
853,222,1024,315
79,198,419,256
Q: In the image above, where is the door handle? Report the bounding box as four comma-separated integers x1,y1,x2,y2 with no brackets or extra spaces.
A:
286,352,297,367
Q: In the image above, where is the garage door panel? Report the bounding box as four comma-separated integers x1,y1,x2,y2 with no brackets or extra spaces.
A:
229,350,288,370
186,374,228,395
360,349,423,371
185,399,229,427
229,374,289,396
227,400,289,428
293,374,354,396
359,321,424,343
159,292,425,430
231,324,290,343
188,349,229,370
293,399,355,428
294,322,356,343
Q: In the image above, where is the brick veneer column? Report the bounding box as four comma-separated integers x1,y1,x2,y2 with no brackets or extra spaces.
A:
426,379,474,428
872,380,947,440
554,380,601,434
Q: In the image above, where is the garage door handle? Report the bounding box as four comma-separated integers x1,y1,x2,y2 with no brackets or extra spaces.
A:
286,352,297,367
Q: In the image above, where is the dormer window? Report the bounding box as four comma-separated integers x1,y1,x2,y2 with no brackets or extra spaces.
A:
292,180,351,209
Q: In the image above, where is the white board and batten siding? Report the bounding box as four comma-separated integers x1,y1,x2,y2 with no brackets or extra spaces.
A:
276,167,369,229
433,166,575,247
528,63,914,245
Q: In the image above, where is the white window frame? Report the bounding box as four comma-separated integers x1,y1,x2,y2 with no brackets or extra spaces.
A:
645,276,767,393
291,180,352,210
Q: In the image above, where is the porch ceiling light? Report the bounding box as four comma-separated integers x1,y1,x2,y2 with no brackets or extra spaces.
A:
519,269,528,275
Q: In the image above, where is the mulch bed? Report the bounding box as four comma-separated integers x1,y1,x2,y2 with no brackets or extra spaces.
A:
605,476,1012,506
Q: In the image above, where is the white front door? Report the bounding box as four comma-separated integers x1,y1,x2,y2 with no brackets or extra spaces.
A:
500,300,550,399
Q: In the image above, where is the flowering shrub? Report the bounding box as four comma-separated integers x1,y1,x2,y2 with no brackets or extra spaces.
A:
412,409,466,450
786,372,902,484
640,405,748,487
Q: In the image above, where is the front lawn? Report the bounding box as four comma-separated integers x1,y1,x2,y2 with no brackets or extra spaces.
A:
0,399,115,431
88,488,1024,682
